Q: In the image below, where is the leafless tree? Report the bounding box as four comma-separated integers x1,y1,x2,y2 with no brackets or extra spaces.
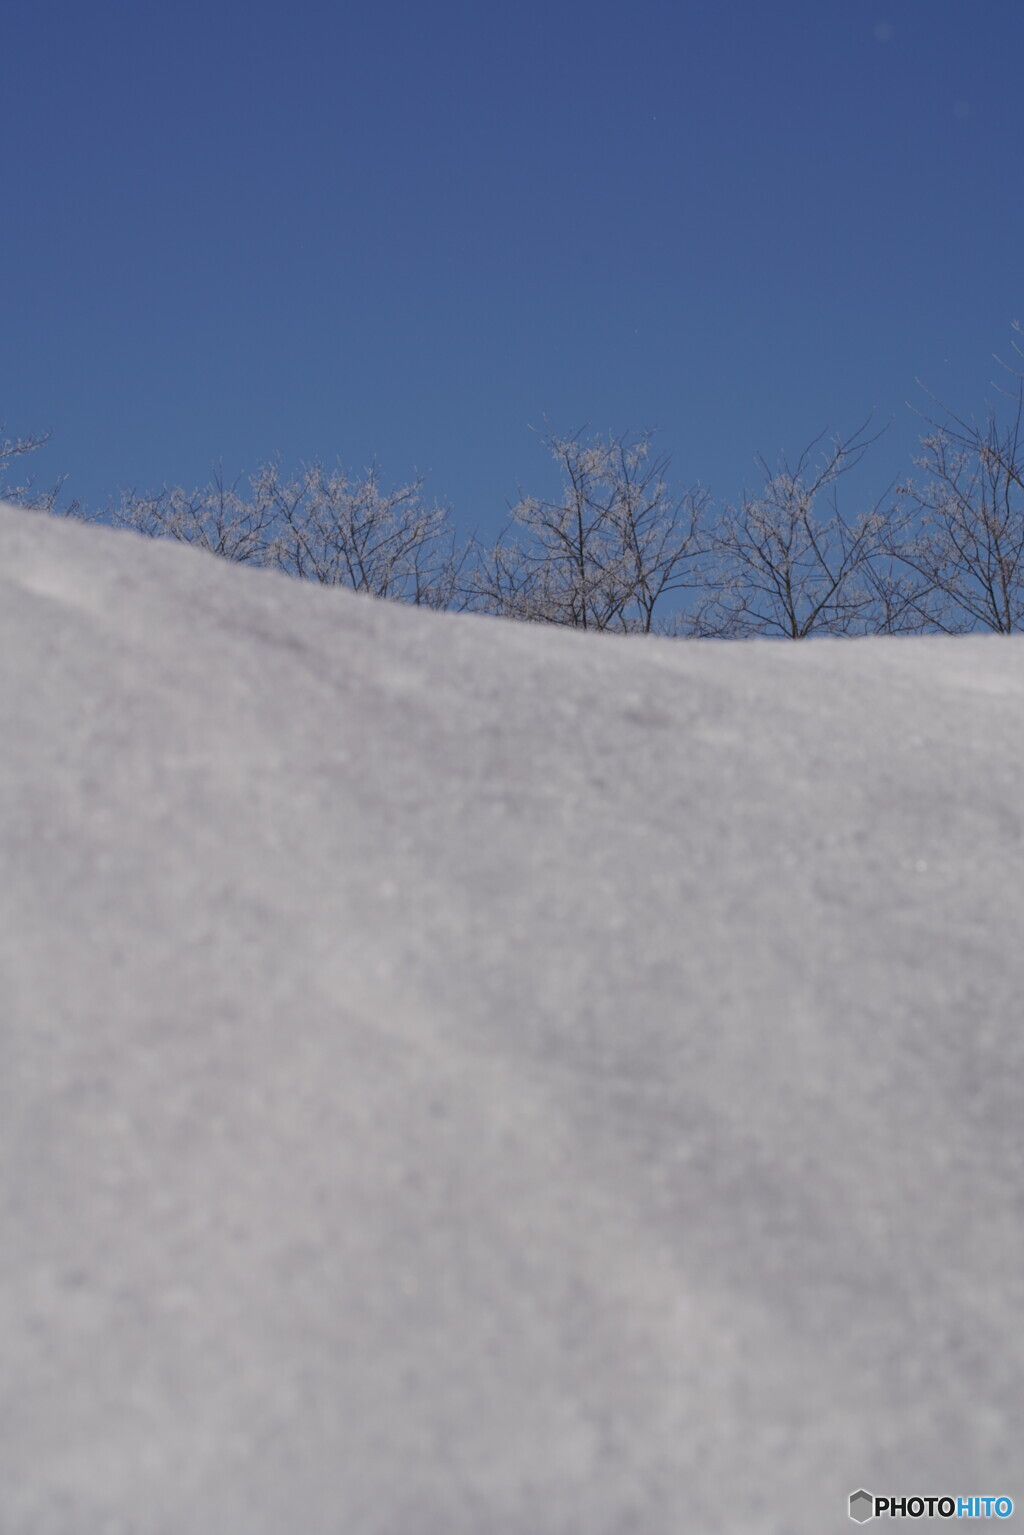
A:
702,422,892,638
261,460,468,607
883,349,1024,633
112,458,468,607
468,428,708,633
111,466,278,564
0,427,84,518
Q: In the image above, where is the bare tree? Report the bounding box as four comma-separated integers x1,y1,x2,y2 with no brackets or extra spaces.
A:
466,526,582,625
111,457,467,607
883,352,1024,633
111,466,278,564
0,427,84,518
469,428,708,633
703,422,891,638
262,460,467,607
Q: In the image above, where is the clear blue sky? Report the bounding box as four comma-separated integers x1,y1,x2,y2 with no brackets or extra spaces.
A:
6,0,1024,538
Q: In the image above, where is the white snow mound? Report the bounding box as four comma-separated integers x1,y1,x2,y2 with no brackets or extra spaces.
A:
2,501,1022,1533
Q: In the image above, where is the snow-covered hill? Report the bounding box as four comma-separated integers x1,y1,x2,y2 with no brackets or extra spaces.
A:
2,501,1022,1533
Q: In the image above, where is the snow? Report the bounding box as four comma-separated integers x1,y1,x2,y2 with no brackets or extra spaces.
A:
2,500,1022,1533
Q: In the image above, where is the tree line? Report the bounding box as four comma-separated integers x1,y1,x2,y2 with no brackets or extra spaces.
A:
7,335,1024,637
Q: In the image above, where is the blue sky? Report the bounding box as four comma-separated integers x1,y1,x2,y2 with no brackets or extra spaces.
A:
6,0,1024,539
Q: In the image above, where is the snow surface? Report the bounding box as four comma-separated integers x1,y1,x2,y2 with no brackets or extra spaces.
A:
2,500,1023,1534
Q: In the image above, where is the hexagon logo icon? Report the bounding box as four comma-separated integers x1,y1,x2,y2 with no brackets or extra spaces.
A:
849,1489,874,1523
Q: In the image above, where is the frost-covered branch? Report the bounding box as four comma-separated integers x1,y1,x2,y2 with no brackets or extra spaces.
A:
468,428,709,633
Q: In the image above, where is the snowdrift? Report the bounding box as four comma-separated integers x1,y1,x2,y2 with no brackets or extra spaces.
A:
2,501,1022,1533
